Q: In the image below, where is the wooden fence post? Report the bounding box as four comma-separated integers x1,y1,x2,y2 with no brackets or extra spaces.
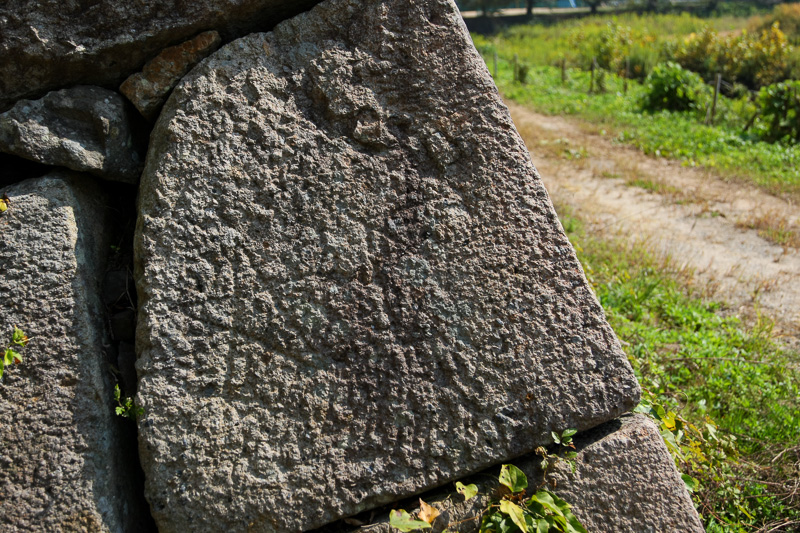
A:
624,57,630,94
493,50,498,79
513,53,519,83
590,57,596,94
706,73,722,125
561,57,566,85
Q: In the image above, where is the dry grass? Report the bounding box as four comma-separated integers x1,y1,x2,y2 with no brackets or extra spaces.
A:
515,122,591,165
736,212,800,250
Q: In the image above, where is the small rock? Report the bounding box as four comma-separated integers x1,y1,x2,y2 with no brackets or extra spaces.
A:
0,86,144,183
120,31,222,121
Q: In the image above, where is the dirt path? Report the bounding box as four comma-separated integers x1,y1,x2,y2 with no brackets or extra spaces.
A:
506,101,800,348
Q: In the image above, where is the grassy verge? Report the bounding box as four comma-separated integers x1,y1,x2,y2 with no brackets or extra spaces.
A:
478,50,800,200
558,207,800,531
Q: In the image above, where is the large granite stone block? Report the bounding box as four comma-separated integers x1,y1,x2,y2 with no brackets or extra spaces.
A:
0,172,146,532
134,0,641,530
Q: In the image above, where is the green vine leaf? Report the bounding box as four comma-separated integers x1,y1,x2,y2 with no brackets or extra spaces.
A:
499,464,528,493
456,481,479,501
12,327,29,346
681,473,699,493
499,500,529,533
528,491,564,517
389,509,431,532
1,326,28,380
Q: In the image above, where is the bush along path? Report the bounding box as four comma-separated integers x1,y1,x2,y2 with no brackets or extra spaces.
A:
507,101,800,531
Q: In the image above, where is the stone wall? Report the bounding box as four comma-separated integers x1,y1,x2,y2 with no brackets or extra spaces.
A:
0,0,702,531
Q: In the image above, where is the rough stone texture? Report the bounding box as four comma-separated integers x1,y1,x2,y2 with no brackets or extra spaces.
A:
0,172,148,532
0,0,322,111
540,415,704,532
0,86,144,183
120,31,222,122
134,0,641,531
331,415,704,533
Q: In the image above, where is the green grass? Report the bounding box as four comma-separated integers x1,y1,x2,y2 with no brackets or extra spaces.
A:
480,50,800,199
558,207,800,531
489,12,751,71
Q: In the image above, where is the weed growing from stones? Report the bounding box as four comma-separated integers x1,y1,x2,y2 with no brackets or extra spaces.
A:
114,384,143,419
389,434,586,533
1,326,28,379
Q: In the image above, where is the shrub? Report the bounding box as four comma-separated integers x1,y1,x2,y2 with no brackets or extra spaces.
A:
642,62,709,112
626,41,661,81
749,2,800,39
757,79,800,142
674,23,793,89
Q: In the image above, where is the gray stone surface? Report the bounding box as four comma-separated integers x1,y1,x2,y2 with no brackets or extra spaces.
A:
0,172,147,532
0,0,322,110
134,0,641,531
0,86,144,183
336,415,704,533
540,415,705,532
121,31,222,121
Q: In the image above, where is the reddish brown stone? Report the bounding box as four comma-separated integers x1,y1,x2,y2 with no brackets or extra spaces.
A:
120,31,222,121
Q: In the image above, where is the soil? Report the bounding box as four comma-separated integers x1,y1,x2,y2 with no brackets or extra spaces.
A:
506,101,800,350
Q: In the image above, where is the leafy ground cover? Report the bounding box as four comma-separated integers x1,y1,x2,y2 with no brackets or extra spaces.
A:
559,207,800,531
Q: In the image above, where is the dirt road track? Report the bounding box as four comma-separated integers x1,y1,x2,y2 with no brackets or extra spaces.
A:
507,101,800,348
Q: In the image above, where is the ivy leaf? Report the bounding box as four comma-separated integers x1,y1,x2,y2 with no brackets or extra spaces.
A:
681,474,699,493
418,499,440,525
12,327,28,346
4,347,16,366
455,481,478,501
528,491,564,517
389,509,431,532
634,400,652,415
4,347,21,366
534,517,552,533
565,511,589,533
499,464,528,493
499,500,529,533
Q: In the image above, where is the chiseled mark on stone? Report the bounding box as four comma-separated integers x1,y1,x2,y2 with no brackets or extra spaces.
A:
0,86,144,183
135,0,641,531
0,172,147,532
331,415,703,533
121,31,222,122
